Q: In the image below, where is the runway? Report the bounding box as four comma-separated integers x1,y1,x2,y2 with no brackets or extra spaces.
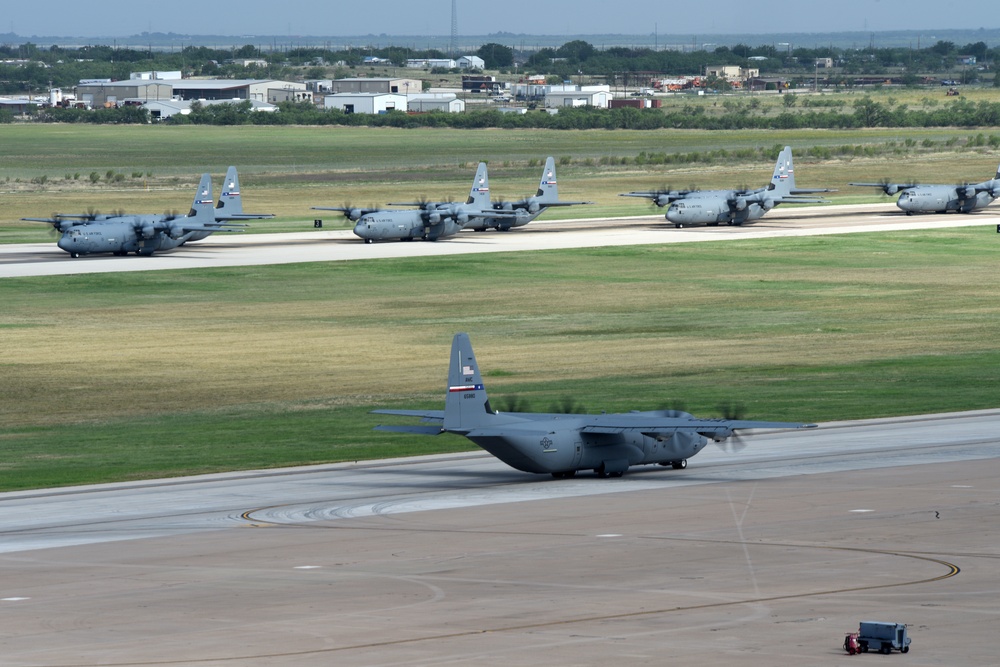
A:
2,202,998,278
2,410,999,665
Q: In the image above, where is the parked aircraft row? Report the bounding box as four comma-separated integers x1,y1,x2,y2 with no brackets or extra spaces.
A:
24,167,273,257
23,151,1000,257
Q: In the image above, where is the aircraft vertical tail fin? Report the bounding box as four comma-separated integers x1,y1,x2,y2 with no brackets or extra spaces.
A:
216,166,243,217
995,163,1000,180
534,156,559,204
188,173,215,222
466,162,490,207
444,333,496,432
769,146,794,196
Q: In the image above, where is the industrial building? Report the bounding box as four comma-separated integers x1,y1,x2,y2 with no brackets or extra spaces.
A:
331,78,422,95
324,93,407,114
143,98,278,120
75,78,305,108
406,93,465,113
544,85,613,108
75,80,173,107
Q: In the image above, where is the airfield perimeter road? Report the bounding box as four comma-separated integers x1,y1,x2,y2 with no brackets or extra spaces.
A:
2,203,999,665
1,411,999,666
2,202,999,277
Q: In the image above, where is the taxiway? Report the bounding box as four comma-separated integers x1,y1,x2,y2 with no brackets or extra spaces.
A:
1,410,998,665
2,203,998,278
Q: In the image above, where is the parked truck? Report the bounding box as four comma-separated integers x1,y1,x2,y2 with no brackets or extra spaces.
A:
857,621,911,654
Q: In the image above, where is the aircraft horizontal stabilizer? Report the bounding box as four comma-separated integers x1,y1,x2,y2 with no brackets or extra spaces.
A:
372,408,445,421
374,424,444,435
216,213,275,220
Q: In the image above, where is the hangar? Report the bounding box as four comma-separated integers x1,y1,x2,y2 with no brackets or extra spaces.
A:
143,98,278,120
75,78,306,107
331,77,422,95
168,79,305,102
76,80,172,108
324,93,407,114
406,93,465,113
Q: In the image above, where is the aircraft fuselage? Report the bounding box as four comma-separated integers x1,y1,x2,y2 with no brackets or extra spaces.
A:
666,191,771,227
896,186,994,214
463,413,709,475
354,211,465,242
57,221,189,257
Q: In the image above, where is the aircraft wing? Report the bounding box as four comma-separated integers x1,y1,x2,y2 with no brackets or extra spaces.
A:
849,182,918,195
580,415,815,440
619,191,694,207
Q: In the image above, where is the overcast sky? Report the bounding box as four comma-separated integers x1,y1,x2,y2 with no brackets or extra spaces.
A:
4,1,995,39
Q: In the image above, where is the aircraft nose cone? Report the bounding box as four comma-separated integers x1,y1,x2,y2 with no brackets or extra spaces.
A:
57,234,77,253
353,220,369,238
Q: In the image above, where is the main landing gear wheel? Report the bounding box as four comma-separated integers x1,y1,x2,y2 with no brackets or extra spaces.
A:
674,223,684,228
672,459,688,470
551,470,577,479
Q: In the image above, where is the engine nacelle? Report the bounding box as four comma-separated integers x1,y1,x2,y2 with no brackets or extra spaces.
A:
885,185,900,195
427,211,442,224
527,201,541,214
455,212,469,225
961,185,978,199
760,198,776,211
140,224,156,239
654,194,672,207
732,197,748,211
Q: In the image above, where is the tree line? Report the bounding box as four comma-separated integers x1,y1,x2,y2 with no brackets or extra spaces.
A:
22,97,1000,130
1,37,995,95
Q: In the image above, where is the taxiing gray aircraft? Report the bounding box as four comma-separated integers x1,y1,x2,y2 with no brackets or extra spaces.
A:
849,164,1000,215
313,162,518,242
24,174,245,257
620,146,832,228
373,333,816,478
465,156,592,231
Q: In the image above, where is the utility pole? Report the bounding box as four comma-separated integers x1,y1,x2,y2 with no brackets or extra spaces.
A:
450,0,458,57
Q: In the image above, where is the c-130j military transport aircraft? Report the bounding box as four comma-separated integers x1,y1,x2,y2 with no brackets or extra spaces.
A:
24,167,271,257
313,162,513,242
373,333,816,478
850,163,1000,215
620,146,832,228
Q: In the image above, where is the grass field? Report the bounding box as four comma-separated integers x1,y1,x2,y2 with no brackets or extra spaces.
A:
3,226,1000,491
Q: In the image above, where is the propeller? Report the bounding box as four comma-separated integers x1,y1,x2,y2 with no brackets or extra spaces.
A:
715,401,748,452
957,183,977,200
652,400,689,418
549,396,585,414
340,203,365,221
497,395,532,413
